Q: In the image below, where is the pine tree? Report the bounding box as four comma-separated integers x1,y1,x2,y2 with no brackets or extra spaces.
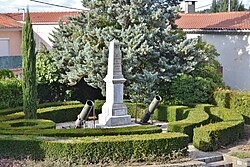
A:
22,8,37,119
211,0,219,12
50,0,221,102
210,0,245,12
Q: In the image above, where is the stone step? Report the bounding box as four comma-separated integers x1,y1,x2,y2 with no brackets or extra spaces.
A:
196,155,224,163
206,160,232,167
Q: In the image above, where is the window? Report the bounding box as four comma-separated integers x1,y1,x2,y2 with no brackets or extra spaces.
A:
0,39,9,56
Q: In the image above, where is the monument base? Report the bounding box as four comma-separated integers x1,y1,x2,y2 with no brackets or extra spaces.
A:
98,114,131,127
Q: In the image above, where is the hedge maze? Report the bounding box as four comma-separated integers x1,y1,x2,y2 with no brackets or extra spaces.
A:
0,93,248,163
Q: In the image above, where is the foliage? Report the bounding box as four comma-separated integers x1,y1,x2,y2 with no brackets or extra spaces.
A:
36,45,104,103
208,107,244,122
193,106,244,151
169,39,225,105
213,89,250,124
231,152,250,159
50,0,220,103
36,43,59,84
167,106,189,122
0,79,22,109
0,125,161,137
193,121,244,151
0,133,189,163
0,101,80,116
21,9,37,119
171,74,217,104
0,103,83,122
0,119,56,130
0,70,15,80
36,43,72,103
168,108,210,141
213,89,231,108
210,0,245,12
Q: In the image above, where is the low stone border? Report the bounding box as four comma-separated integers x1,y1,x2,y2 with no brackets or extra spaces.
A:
224,154,250,167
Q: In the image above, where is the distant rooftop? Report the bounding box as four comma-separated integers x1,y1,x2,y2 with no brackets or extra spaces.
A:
0,11,78,28
0,14,22,28
176,12,250,30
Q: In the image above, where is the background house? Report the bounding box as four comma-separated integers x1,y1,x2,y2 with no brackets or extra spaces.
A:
176,11,250,91
0,11,77,77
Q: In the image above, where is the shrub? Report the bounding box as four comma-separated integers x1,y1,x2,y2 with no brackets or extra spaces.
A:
0,69,15,80
0,119,55,130
37,83,69,104
193,107,244,151
229,92,250,124
171,74,216,104
166,106,189,122
168,108,209,141
0,133,189,163
213,89,250,124
193,121,244,151
208,107,244,122
0,103,84,123
0,101,81,116
0,125,161,137
0,79,22,109
213,89,231,108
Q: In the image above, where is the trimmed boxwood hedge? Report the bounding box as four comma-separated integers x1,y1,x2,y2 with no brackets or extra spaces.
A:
166,106,189,122
193,107,244,151
0,132,189,163
193,121,244,151
0,103,83,123
0,101,81,116
213,89,250,124
208,107,244,122
167,108,210,141
0,125,162,137
213,89,232,108
229,93,250,124
0,119,56,130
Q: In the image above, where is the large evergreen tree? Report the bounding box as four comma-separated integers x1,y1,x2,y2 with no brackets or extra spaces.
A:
50,0,221,103
210,0,245,12
22,8,37,119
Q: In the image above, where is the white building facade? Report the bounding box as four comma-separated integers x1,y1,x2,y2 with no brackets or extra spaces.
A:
176,12,250,91
186,30,250,91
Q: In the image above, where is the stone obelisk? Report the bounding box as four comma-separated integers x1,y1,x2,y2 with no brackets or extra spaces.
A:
98,40,131,126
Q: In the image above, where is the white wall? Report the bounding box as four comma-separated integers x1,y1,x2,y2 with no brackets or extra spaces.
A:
32,24,59,49
186,33,250,91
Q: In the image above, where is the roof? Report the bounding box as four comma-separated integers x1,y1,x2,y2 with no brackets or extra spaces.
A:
0,15,22,28
0,11,78,28
6,11,78,23
176,12,250,30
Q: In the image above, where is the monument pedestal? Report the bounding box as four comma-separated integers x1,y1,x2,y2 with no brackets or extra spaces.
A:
98,103,131,126
97,40,132,127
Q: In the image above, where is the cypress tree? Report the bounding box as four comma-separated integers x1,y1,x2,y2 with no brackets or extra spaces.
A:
21,8,37,119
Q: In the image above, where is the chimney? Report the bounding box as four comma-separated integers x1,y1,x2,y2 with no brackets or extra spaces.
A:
184,0,196,13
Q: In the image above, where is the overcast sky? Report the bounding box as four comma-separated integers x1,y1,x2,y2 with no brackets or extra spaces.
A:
0,0,249,13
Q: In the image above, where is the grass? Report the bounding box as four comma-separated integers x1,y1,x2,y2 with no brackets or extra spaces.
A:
231,152,250,159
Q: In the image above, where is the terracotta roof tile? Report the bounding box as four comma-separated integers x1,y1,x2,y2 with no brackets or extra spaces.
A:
6,11,78,23
0,11,78,28
176,12,250,30
0,15,22,28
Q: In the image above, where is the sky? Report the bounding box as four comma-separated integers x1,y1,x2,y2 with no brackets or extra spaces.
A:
0,0,250,13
